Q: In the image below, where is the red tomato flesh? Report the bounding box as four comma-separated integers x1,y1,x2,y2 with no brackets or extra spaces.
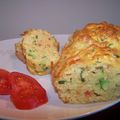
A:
8,72,48,110
0,69,11,95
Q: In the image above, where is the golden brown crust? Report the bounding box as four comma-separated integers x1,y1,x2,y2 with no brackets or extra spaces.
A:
69,21,120,50
52,22,120,80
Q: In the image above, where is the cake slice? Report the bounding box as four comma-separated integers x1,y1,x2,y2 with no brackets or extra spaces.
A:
15,29,60,75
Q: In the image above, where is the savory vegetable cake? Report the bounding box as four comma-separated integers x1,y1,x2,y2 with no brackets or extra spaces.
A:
15,29,60,75
52,22,120,103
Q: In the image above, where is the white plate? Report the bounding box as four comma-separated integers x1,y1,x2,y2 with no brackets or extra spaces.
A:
0,35,120,120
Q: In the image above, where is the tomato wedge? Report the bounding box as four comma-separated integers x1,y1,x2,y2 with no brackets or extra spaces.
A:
0,68,11,95
8,72,48,110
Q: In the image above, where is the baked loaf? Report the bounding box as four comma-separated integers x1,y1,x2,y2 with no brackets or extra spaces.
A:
52,22,120,103
15,29,60,75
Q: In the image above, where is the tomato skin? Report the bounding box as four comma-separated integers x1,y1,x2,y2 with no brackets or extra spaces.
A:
0,69,11,95
8,72,48,110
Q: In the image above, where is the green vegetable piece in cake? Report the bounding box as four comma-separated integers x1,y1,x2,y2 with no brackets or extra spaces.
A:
99,77,109,90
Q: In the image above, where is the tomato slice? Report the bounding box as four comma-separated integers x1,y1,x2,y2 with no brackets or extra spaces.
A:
9,72,48,110
0,68,11,95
